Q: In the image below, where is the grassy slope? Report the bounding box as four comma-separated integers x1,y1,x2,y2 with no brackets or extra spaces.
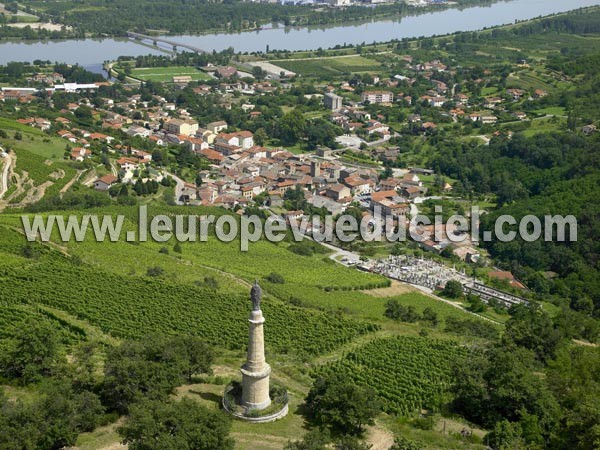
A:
0,205,492,449
0,118,78,199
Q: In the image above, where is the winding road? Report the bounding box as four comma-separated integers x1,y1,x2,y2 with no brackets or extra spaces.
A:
0,150,12,199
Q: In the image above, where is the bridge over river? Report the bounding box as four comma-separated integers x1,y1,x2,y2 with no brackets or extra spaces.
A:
126,31,205,54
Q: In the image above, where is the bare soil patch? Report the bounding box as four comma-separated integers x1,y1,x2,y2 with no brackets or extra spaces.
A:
361,280,418,297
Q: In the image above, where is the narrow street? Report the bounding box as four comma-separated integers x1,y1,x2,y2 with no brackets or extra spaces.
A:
164,170,186,205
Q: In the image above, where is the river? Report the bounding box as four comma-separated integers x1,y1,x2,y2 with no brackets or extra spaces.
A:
0,0,597,73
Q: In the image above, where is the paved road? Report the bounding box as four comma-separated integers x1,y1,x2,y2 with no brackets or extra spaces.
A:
320,241,362,265
164,171,185,205
475,135,491,145
413,195,453,204
318,240,500,324
0,151,12,199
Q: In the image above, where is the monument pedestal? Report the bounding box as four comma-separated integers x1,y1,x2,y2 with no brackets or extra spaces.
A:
241,309,271,410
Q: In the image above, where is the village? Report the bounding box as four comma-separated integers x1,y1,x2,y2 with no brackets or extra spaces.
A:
0,45,595,299
1,6,600,449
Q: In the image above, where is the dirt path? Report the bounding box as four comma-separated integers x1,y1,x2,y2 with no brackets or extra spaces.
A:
12,180,53,208
312,329,398,366
573,339,599,347
81,168,98,187
366,421,395,450
0,151,11,198
362,280,419,297
60,169,86,195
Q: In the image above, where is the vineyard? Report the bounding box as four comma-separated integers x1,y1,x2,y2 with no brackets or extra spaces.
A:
0,252,378,357
312,336,472,415
0,304,84,343
13,148,77,192
1,207,388,293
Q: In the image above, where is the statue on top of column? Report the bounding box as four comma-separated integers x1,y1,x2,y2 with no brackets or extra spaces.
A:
250,280,262,311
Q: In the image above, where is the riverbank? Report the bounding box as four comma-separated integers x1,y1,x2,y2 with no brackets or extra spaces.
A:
1,0,499,41
0,0,598,68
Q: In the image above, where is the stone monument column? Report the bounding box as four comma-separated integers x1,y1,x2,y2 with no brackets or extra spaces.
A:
241,281,271,410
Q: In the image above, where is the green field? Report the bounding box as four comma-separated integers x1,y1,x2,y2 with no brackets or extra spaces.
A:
0,117,68,162
128,66,212,82
533,106,567,116
271,55,382,77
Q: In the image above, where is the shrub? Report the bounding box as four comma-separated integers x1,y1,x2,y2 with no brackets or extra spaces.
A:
146,266,164,277
442,280,463,299
265,272,285,284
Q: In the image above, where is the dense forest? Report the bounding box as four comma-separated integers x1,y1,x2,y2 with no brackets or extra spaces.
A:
427,11,600,328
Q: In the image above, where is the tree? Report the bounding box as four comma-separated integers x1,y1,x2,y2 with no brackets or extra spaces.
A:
119,398,234,450
547,346,600,450
384,300,421,323
306,119,338,149
0,318,61,383
70,341,100,392
334,436,372,450
254,127,268,146
201,276,219,290
265,272,285,284
442,280,463,299
306,374,381,435
504,303,561,362
195,173,203,188
381,165,393,180
102,335,214,413
277,110,306,145
147,266,164,277
252,66,266,80
170,335,214,382
74,105,93,120
421,307,439,327
390,243,404,256
117,184,129,197
466,294,487,313
102,336,188,413
485,420,527,450
152,149,164,165
0,381,104,450
452,346,560,434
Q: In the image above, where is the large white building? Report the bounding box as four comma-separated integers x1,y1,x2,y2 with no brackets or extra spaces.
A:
361,90,394,104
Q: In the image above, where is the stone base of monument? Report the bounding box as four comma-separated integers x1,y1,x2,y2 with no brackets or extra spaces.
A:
223,381,289,423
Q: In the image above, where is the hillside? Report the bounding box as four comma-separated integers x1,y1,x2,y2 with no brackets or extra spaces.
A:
0,7,599,450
